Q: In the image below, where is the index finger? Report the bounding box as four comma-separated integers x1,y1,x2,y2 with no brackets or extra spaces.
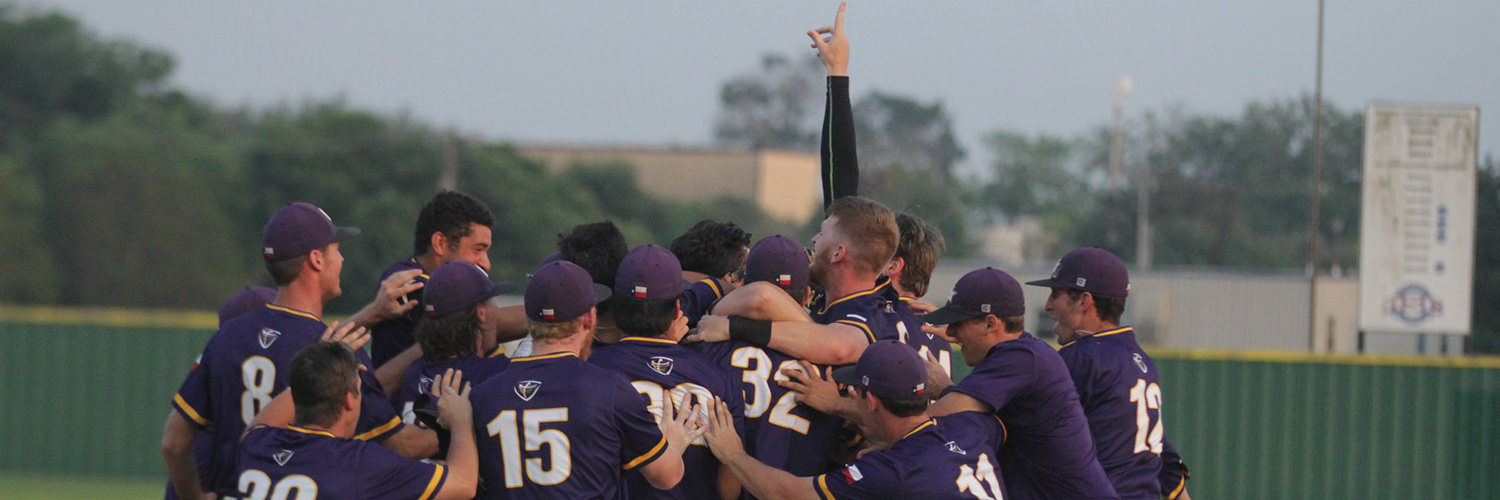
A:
833,2,846,34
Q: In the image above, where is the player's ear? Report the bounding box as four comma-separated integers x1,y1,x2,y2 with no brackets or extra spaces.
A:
429,231,448,259
883,257,905,279
306,247,326,272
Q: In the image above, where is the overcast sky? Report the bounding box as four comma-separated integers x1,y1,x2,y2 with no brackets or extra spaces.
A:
19,1,1500,176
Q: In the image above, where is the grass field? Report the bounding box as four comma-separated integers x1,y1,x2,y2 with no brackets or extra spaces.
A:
0,472,161,499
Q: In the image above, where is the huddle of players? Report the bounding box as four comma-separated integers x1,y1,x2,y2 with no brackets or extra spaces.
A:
159,4,1191,500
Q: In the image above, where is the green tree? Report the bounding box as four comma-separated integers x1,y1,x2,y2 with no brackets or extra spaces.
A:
853,91,966,184
713,53,823,151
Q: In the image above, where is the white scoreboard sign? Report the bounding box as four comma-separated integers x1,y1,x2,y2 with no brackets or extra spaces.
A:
1358,103,1478,334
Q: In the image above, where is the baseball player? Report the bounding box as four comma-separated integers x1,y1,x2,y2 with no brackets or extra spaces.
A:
393,261,515,430
669,219,752,327
236,341,478,500
162,202,434,499
1026,247,1191,500
704,341,1010,500
469,260,700,499
694,235,848,484
590,244,748,500
919,267,1120,500
886,212,955,377
369,190,499,367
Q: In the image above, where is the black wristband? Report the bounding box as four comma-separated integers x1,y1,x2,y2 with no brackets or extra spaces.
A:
729,315,772,347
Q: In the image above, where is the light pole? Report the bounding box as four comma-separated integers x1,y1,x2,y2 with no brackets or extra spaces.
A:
1108,77,1134,191
1309,0,1325,351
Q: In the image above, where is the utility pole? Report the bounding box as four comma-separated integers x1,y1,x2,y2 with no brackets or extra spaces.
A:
1308,0,1325,351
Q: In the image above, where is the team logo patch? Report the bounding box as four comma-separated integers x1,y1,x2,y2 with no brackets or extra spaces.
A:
633,285,649,298
263,247,276,259
258,328,282,349
980,304,991,313
914,383,926,396
419,376,435,395
860,375,870,386
541,308,556,320
273,449,294,466
778,274,792,286
424,304,437,317
648,356,675,376
945,440,968,455
1133,353,1148,374
841,465,864,484
515,380,542,401
1076,277,1088,287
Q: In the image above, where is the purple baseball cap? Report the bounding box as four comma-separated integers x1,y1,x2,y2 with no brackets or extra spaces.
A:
832,340,928,401
924,267,1026,325
615,244,683,300
423,261,517,319
1025,247,1131,298
218,286,276,327
745,235,810,291
525,261,612,322
261,202,360,261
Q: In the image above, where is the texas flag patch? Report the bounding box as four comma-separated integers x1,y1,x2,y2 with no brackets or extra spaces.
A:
633,285,648,298
841,465,864,484
778,274,792,286
541,308,556,320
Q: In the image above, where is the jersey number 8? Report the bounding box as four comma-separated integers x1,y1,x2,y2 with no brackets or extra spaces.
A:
241,356,275,426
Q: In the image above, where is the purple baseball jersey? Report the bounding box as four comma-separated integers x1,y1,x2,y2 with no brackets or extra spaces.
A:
236,425,446,500
591,337,746,500
370,258,428,366
808,277,903,344
471,351,667,500
813,412,1008,500
396,354,512,424
948,332,1118,500
694,341,846,480
1059,327,1167,500
172,304,406,496
893,296,955,378
680,278,726,329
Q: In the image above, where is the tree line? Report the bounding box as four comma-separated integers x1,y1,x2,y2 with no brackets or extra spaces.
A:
4,7,1499,351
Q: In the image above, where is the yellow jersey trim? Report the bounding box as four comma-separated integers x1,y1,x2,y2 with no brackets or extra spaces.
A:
623,436,667,470
816,282,885,315
173,394,211,426
621,336,679,345
700,278,724,299
486,345,506,358
816,474,836,500
1166,475,1187,500
418,463,445,500
900,419,936,440
834,320,876,344
352,416,401,441
286,425,337,438
1093,326,1132,338
511,351,578,363
266,304,320,322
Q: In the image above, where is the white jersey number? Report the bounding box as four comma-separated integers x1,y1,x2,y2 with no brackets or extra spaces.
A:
1129,379,1164,454
955,452,1004,499
631,381,713,445
731,347,811,434
488,408,571,488
240,356,275,426
238,470,317,500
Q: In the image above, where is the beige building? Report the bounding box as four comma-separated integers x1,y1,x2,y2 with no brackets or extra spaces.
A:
518,145,823,224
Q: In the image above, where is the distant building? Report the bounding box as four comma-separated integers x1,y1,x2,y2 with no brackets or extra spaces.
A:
518,145,822,224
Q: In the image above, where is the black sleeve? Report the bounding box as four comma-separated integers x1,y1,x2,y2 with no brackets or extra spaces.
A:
821,76,858,209
1159,437,1191,499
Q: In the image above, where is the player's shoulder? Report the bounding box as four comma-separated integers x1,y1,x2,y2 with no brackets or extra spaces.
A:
379,257,424,280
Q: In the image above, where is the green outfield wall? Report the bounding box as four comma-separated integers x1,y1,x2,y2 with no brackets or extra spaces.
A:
2,308,1499,499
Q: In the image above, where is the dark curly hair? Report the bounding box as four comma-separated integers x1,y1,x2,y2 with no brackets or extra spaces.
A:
413,190,495,255
670,219,751,278
414,308,481,362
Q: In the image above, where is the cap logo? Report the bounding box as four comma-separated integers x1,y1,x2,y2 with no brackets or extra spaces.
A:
425,304,437,317
1050,260,1062,279
515,380,542,401
842,465,864,484
778,274,792,286
633,285,648,299
980,304,991,313
1076,277,1087,287
258,328,282,349
273,449,294,466
263,247,276,259
914,383,926,395
314,206,332,222
648,356,675,376
861,375,870,386
541,308,555,320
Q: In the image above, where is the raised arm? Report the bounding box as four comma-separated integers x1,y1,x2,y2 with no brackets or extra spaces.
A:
813,2,857,209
